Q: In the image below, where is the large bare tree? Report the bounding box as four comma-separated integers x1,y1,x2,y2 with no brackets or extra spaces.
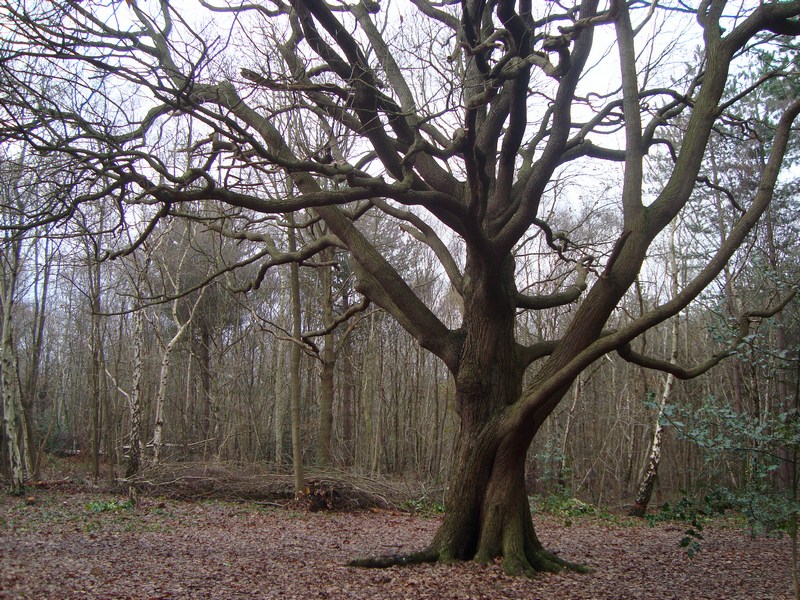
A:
2,0,799,574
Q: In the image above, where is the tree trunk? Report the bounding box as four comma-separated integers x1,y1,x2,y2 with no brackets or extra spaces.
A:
629,221,680,517
629,373,673,517
273,337,285,466
152,338,170,464
352,255,584,575
354,358,582,574
765,204,794,489
341,337,354,467
318,339,334,465
557,376,581,490
183,330,194,451
432,362,581,573
153,305,198,464
125,310,144,480
1,325,26,494
199,325,213,455
22,236,50,479
317,255,335,466
288,216,305,495
88,257,103,479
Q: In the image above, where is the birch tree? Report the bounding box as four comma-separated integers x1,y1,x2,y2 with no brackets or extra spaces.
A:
0,164,29,494
144,223,207,463
629,221,681,517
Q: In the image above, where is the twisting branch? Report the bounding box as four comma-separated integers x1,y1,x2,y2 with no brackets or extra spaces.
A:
301,297,371,348
516,257,590,310
370,198,464,295
695,175,745,213
618,287,798,379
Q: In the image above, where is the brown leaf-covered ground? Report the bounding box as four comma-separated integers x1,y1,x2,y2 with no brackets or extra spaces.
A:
0,489,793,599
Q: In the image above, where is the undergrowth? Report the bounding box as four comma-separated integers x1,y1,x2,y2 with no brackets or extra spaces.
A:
645,496,711,558
401,496,445,516
530,490,610,527
86,498,135,513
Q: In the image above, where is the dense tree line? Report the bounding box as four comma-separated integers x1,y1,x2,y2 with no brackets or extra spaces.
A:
1,156,796,504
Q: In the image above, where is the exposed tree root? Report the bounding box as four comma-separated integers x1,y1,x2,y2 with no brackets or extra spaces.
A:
348,544,590,577
480,544,591,577
523,546,592,575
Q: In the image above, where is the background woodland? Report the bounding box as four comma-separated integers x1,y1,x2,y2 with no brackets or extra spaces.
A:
2,140,797,514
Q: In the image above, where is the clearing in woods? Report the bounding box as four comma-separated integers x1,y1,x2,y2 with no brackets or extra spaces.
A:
0,486,792,599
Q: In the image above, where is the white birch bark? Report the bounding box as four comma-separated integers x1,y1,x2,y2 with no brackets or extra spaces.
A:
151,286,205,463
631,221,680,516
0,233,27,493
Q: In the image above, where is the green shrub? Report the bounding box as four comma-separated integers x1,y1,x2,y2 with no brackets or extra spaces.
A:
86,498,134,513
531,490,600,526
401,496,445,516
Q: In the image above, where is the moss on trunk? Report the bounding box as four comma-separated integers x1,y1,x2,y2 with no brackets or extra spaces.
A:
350,418,588,576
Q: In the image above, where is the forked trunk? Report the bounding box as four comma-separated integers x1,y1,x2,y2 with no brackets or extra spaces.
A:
351,363,581,575
351,255,584,575
428,388,581,575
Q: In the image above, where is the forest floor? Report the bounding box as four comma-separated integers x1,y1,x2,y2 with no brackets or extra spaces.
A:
0,483,794,599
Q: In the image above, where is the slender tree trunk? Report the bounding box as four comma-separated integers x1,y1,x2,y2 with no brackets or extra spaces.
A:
317,253,335,465
183,330,194,452
629,222,681,516
341,335,354,467
557,375,581,489
273,336,285,465
709,141,748,415
765,205,793,488
430,357,441,478
14,381,32,477
1,312,26,494
337,288,355,467
288,216,305,495
125,310,144,480
152,339,170,464
152,295,200,464
88,256,103,479
318,340,334,464
199,325,213,455
22,237,50,478
629,359,676,516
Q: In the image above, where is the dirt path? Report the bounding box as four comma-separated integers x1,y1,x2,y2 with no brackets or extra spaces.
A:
0,491,792,599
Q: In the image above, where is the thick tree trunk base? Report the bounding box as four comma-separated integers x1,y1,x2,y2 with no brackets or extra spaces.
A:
352,406,594,577
348,537,590,577
491,543,590,577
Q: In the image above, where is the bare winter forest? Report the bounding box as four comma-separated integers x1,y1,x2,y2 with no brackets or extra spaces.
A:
1,0,799,596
